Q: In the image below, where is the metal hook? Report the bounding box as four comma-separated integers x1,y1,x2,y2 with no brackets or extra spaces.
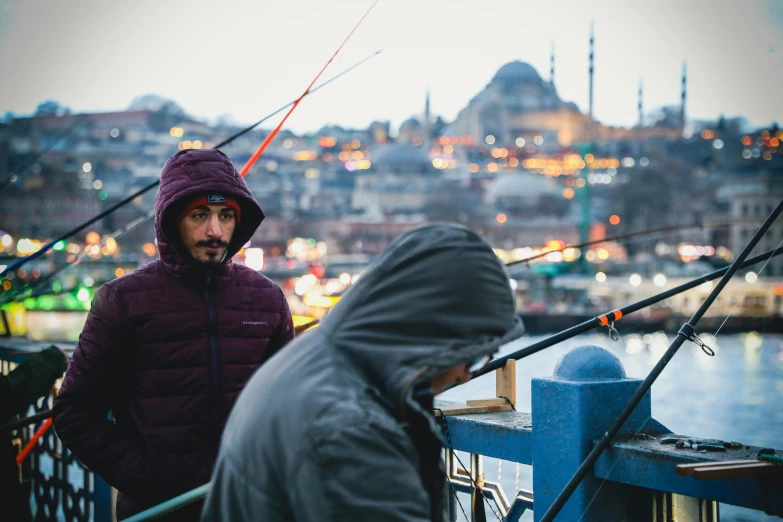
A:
679,323,715,356
607,321,620,341
691,335,715,356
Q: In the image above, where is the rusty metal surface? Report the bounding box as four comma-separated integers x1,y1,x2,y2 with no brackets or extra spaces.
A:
595,434,783,516
612,433,774,463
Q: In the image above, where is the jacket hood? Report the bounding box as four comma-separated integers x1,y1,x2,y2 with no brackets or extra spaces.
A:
319,223,524,409
154,149,265,275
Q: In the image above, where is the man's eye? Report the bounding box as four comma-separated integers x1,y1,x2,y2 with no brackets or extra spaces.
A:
221,213,234,220
193,213,206,219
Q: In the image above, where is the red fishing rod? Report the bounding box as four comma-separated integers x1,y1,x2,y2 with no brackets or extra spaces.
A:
239,0,380,177
0,50,381,280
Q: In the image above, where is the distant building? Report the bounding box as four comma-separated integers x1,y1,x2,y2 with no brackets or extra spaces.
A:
12,110,154,134
369,121,390,144
483,170,559,208
353,143,438,212
450,61,591,147
726,177,783,276
397,118,424,144
0,192,103,238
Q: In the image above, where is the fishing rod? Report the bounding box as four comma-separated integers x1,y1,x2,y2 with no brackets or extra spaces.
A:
238,0,380,177
8,246,780,441
0,211,155,305
539,199,783,522
293,244,783,339
60,247,783,521
506,220,752,267
0,116,92,192
214,49,381,150
4,7,382,519
0,50,382,280
294,319,320,336
474,245,783,377
0,410,53,434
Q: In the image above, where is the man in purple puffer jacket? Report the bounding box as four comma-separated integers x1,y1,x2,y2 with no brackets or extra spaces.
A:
53,148,294,520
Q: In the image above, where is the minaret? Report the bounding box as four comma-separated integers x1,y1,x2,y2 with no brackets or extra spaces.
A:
588,23,595,120
638,78,644,127
680,61,687,129
550,41,556,89
424,88,431,140
425,88,431,125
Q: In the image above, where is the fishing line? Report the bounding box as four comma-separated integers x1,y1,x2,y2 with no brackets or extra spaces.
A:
0,51,381,280
577,240,783,522
540,199,783,522
239,0,380,177
0,116,92,192
507,223,736,276
507,221,751,267
711,239,783,338
436,408,503,521
477,246,783,378
1,211,155,305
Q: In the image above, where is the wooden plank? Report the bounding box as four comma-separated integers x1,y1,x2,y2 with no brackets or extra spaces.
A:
691,463,782,480
496,359,516,408
466,398,507,407
677,460,775,476
434,404,513,417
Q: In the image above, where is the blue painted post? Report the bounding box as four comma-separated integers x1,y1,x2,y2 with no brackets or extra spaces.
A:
93,476,114,522
532,345,652,522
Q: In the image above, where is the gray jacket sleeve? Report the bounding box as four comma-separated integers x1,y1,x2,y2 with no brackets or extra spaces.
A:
202,421,432,522
289,421,431,522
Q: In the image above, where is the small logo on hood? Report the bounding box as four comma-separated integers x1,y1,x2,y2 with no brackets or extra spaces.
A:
207,193,227,203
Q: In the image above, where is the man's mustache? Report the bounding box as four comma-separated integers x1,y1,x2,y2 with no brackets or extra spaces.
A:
196,239,229,248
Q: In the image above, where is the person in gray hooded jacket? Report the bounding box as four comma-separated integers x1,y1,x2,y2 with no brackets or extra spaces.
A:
201,223,523,522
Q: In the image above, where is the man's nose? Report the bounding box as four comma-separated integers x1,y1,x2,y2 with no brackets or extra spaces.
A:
205,215,223,238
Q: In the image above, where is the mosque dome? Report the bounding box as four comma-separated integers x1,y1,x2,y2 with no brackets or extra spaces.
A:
399,117,422,133
372,142,430,171
492,61,541,83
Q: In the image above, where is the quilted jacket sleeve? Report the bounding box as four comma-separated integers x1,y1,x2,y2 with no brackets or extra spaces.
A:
0,345,67,423
53,285,156,501
264,288,294,360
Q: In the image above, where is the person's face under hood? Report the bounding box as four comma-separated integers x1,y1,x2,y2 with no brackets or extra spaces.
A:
153,149,265,272
178,203,237,265
320,223,524,409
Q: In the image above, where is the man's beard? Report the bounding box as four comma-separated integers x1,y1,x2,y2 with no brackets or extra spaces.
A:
195,239,228,264
202,254,223,265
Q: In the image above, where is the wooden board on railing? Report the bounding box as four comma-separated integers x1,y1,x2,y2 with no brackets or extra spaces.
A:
677,460,783,480
434,403,513,417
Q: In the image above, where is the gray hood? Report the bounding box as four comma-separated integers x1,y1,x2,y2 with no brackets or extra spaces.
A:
319,223,523,407
202,223,525,522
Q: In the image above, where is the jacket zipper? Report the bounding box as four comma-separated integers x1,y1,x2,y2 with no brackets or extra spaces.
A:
204,269,220,467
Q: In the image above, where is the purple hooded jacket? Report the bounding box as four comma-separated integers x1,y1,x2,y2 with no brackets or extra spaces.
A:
53,149,294,520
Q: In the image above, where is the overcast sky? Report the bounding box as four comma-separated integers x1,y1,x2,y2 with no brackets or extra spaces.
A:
1,0,782,133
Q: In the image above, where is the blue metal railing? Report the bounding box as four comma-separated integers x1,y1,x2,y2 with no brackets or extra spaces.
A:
5,340,782,521
1,342,113,522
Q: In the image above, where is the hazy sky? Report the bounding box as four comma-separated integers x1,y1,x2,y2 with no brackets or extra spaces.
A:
1,0,782,133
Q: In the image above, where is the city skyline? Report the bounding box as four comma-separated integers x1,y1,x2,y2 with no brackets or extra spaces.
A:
1,0,782,133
